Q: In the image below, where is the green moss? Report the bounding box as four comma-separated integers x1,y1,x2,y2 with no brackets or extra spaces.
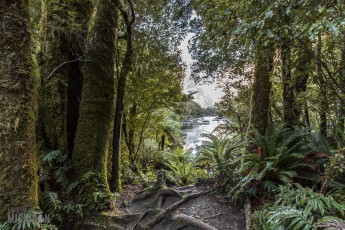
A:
0,0,39,220
38,0,69,153
250,45,275,135
72,0,118,191
38,0,92,155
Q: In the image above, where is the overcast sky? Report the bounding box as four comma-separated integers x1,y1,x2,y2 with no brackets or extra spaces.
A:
180,33,224,108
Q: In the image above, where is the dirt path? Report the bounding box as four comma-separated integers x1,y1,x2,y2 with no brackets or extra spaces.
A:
85,181,246,230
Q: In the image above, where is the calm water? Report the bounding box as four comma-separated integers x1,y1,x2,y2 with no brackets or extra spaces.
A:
183,116,225,152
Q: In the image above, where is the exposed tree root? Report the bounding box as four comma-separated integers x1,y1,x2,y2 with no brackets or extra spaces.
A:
150,187,183,208
132,171,167,202
171,214,218,230
133,181,225,230
244,196,252,230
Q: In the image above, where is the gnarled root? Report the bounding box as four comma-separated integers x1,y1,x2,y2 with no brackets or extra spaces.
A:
133,183,224,230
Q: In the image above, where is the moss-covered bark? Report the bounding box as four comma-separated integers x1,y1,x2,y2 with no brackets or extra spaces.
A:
39,0,69,153
39,0,92,156
250,45,275,135
335,33,345,141
281,43,295,128
0,0,38,220
294,41,311,126
317,33,328,137
39,0,92,155
73,0,118,189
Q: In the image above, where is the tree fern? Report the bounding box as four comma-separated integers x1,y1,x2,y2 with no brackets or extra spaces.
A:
197,133,241,177
165,148,197,185
229,126,323,199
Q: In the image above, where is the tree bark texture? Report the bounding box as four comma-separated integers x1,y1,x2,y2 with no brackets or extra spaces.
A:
0,0,38,220
73,0,118,189
250,45,275,135
39,0,92,157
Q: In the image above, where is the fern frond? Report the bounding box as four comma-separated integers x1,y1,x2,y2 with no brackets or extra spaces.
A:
43,150,61,167
41,191,62,214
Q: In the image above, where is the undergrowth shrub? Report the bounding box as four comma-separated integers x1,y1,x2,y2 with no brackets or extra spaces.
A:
252,183,345,230
0,208,57,230
196,133,241,178
228,126,328,202
39,150,116,228
164,148,206,185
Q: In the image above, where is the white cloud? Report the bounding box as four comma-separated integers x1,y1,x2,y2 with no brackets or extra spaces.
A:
180,33,223,108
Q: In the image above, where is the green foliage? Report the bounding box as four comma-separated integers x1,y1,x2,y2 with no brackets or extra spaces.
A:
252,184,345,230
0,208,58,230
39,151,115,229
67,171,113,212
40,191,83,224
325,152,345,181
197,133,241,177
42,150,71,189
164,148,205,185
229,126,323,200
41,192,61,214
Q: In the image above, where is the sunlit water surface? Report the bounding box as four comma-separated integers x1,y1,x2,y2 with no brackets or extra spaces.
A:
183,116,225,153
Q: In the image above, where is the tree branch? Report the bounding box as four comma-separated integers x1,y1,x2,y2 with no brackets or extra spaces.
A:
47,55,87,80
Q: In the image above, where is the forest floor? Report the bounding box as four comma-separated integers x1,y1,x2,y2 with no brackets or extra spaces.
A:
85,179,246,230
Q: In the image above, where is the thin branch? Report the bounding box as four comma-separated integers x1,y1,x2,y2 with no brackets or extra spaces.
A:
127,0,135,25
47,55,87,80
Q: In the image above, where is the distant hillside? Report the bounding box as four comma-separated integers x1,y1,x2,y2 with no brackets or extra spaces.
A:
176,100,220,119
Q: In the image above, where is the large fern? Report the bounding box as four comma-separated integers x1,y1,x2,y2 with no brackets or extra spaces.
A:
197,133,241,177
253,184,345,230
230,126,325,198
164,148,198,185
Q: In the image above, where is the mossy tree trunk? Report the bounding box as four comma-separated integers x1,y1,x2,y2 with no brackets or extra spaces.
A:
39,0,92,157
317,33,328,137
0,0,38,220
73,0,118,189
123,104,137,165
110,0,135,193
294,41,311,126
250,45,275,135
281,43,295,128
335,33,345,142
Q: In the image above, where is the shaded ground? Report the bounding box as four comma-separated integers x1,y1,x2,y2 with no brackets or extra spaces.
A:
85,180,245,230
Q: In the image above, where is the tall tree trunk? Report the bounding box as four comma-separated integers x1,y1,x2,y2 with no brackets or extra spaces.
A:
110,1,135,192
73,0,118,189
335,32,345,143
65,1,92,157
317,33,328,137
304,102,311,127
39,0,69,153
250,45,275,135
39,0,92,157
294,41,311,125
281,43,295,128
0,0,38,219
128,104,137,164
161,134,166,151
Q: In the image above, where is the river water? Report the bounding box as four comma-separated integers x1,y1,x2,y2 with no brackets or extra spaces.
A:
183,116,226,152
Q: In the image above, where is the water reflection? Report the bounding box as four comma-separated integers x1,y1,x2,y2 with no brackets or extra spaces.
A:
183,116,226,153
